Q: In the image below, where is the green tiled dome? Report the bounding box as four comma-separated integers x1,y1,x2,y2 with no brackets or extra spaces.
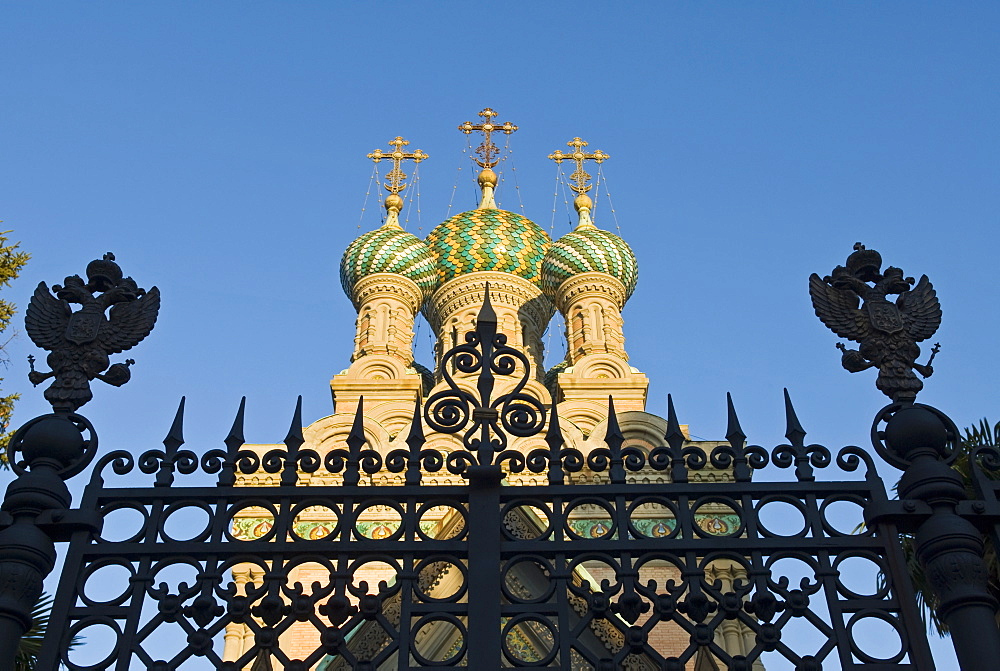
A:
425,209,551,287
541,226,638,299
340,225,438,299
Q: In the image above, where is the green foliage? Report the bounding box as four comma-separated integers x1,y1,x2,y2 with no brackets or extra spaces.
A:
15,592,52,671
902,418,1000,636
0,230,29,457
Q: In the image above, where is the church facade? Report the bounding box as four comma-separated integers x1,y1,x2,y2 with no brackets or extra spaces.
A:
222,110,758,670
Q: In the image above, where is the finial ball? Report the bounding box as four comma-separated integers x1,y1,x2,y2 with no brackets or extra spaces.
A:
884,406,950,459
574,194,593,212
478,169,498,188
384,194,404,212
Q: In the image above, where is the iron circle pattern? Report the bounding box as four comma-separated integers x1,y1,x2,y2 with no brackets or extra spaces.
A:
286,499,342,542
413,555,469,603
78,557,136,607
6,412,98,478
834,551,892,600
158,499,214,543
871,401,961,470
764,552,823,593
819,494,871,537
415,499,468,542
409,613,468,667
63,616,123,671
500,554,556,604
96,500,149,544
563,497,617,540
223,498,280,542
500,499,553,541
501,613,558,667
626,496,680,540
847,609,907,664
753,495,810,538
689,495,745,539
352,498,406,542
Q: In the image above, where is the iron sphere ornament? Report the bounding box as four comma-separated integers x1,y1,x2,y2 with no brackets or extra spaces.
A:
6,413,98,478
809,243,941,402
25,252,160,413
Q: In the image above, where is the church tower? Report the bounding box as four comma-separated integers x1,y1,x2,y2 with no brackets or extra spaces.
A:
331,112,652,451
226,110,758,670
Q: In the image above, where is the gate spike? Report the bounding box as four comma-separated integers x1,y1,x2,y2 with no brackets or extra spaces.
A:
664,394,685,450
163,396,186,453
404,396,425,486
284,395,304,446
783,388,806,447
547,402,563,440
476,282,497,326
225,397,247,448
405,395,425,445
606,395,622,442
725,392,746,447
348,396,366,444
545,403,565,485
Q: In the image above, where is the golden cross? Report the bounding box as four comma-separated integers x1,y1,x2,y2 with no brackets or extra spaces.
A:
458,108,518,168
548,137,609,194
367,136,428,194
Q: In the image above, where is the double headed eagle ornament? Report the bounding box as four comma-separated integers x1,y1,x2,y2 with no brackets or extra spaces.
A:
26,253,160,413
809,243,941,402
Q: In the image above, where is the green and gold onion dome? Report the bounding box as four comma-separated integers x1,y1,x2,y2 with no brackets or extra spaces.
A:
340,194,439,302
541,193,638,299
425,169,551,288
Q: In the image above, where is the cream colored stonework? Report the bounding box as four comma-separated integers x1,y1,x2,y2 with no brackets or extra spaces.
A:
423,271,553,382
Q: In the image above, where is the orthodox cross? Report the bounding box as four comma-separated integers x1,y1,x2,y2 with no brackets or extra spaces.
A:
367,136,428,194
458,108,518,168
548,137,610,194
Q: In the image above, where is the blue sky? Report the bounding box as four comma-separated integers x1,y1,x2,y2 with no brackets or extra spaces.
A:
3,3,998,667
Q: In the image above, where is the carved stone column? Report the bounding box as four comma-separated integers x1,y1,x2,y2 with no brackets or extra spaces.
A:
553,272,648,412
349,273,423,365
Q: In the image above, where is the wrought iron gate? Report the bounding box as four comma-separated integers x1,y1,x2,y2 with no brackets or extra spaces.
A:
3,249,1000,670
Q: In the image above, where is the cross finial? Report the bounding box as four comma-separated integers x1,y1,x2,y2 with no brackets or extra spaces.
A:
458,108,518,168
548,137,609,195
367,136,429,195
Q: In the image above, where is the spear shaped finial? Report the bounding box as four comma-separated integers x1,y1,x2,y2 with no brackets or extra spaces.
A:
349,397,366,445
477,282,498,327
664,394,685,451
404,396,425,486
226,397,247,448
725,392,746,447
606,395,622,443
284,396,305,447
405,395,424,445
545,403,566,485
164,396,186,455
783,388,806,447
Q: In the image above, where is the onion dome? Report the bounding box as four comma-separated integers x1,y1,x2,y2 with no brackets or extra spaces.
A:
340,194,439,301
541,193,638,298
425,169,551,287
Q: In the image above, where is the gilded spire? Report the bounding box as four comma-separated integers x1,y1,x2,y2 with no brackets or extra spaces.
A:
367,136,428,227
458,108,517,209
548,137,609,229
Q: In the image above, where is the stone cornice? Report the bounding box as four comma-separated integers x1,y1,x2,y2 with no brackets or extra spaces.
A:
554,272,628,310
424,271,553,332
351,273,424,312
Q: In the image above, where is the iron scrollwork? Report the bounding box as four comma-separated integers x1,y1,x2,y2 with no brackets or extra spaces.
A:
423,286,546,470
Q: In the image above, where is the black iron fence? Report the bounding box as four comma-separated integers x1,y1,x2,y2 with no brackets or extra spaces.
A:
2,251,999,670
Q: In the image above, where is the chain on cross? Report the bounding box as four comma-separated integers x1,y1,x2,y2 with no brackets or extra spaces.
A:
458,108,518,169
367,136,428,194
548,137,610,194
